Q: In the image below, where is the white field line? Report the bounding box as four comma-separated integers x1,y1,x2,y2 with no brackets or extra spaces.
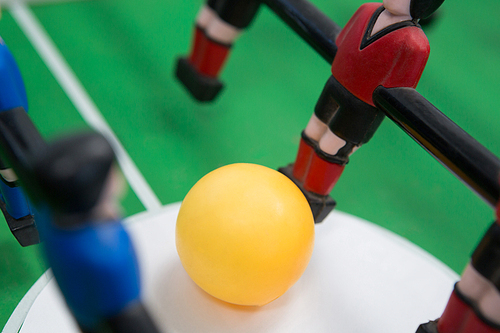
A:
1,270,53,333
7,0,162,212
0,0,87,4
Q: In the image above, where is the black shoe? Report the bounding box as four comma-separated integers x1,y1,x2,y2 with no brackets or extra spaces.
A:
278,164,336,223
0,199,40,246
416,320,439,333
175,57,224,102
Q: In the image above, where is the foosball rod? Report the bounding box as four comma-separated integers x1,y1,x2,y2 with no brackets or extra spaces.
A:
260,0,341,63
373,86,500,208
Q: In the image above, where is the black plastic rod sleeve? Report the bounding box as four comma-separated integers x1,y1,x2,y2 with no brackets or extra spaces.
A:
373,86,500,208
260,0,341,64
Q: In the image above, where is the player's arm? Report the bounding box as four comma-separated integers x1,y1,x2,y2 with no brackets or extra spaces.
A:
0,39,41,245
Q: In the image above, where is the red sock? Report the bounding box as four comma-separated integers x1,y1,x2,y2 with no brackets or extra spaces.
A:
197,38,230,78
437,288,473,333
292,136,315,183
460,310,500,333
188,26,208,69
302,151,344,196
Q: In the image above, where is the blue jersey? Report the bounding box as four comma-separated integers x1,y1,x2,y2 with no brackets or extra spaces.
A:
40,213,142,329
0,38,28,112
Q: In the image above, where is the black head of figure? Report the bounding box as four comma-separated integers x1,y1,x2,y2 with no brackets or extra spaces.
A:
410,0,445,20
33,132,116,222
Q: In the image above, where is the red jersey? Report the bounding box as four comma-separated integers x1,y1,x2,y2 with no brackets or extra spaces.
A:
331,3,430,106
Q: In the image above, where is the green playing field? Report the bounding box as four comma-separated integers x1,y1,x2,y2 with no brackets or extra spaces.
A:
1,0,499,329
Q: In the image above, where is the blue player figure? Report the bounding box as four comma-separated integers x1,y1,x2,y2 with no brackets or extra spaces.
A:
0,104,160,332
0,36,39,246
28,132,161,333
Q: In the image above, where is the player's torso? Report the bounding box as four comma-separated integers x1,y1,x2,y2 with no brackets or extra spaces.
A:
41,220,141,327
331,3,429,105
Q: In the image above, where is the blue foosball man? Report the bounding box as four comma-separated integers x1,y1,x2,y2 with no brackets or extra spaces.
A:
0,37,38,246
31,133,160,333
0,109,160,332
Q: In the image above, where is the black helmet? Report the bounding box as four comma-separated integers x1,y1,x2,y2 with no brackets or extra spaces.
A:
34,132,115,216
410,0,445,19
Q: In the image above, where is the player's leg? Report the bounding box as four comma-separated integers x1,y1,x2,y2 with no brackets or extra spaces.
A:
0,167,38,246
302,94,383,196
460,221,500,332
465,284,500,333
299,76,383,221
432,221,500,333
302,129,352,196
444,282,500,333
176,0,261,101
187,4,217,69
291,77,339,183
199,0,260,77
291,121,323,184
176,1,223,101
278,77,344,222
194,17,238,77
432,265,484,333
0,39,38,246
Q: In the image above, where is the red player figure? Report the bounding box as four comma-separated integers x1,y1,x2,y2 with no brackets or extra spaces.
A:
280,0,445,222
416,199,500,333
176,0,261,101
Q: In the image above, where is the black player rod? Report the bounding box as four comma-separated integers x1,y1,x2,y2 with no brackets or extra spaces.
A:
373,86,500,207
260,0,341,64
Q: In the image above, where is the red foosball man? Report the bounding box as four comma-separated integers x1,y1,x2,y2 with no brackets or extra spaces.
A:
280,0,445,222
